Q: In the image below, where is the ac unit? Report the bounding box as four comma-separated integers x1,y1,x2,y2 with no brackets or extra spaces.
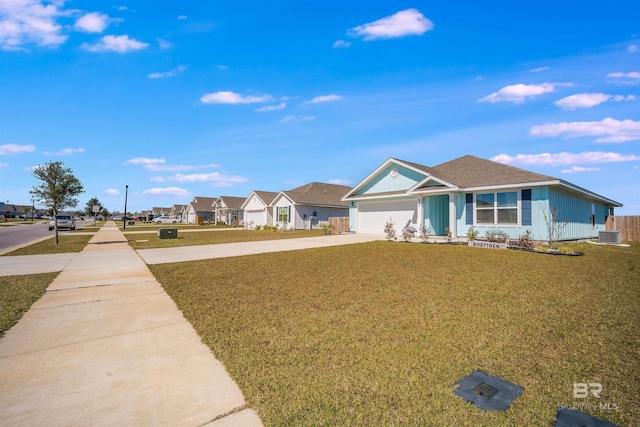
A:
598,231,621,244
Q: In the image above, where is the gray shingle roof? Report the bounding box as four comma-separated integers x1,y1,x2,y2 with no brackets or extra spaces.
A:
285,182,352,206
253,191,278,205
217,196,246,210
190,197,215,212
430,155,556,187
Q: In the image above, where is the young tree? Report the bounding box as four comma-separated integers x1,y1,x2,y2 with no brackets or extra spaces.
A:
84,197,107,217
30,161,84,244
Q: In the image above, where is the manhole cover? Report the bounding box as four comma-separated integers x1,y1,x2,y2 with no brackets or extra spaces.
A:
453,370,523,411
554,408,619,427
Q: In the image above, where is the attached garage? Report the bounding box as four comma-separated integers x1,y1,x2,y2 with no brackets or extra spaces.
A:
245,209,266,227
357,199,418,235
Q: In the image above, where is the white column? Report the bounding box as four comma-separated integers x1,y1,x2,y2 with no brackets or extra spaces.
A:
449,192,457,238
416,196,423,229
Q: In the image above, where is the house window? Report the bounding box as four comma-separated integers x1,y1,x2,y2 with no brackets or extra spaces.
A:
278,206,289,222
476,192,518,225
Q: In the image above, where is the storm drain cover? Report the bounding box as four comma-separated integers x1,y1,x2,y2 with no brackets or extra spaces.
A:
554,408,619,427
453,370,523,411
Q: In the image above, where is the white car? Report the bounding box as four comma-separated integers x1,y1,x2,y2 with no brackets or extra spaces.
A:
49,213,76,231
154,216,177,224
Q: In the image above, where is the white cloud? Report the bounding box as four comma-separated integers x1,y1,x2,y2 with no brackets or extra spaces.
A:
328,179,352,185
142,187,191,197
333,40,351,48
166,172,249,187
75,12,109,33
555,93,636,110
126,157,166,166
146,163,219,172
43,147,85,156
157,38,173,49
177,15,187,20
256,102,286,112
492,151,640,166
148,65,187,79
280,115,316,124
349,9,434,41
530,66,550,72
306,94,343,104
607,71,640,85
0,0,68,50
200,91,271,104
104,188,119,196
479,83,572,103
0,143,36,155
0,162,8,168
561,166,601,174
628,45,638,53
82,35,148,53
530,118,640,143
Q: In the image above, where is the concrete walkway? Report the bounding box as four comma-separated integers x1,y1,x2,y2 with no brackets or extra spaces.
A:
0,223,262,426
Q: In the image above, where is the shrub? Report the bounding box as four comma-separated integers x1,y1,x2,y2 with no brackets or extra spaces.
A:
419,225,431,243
484,229,509,243
516,229,535,250
384,219,396,241
255,225,262,231
319,222,335,235
466,226,478,242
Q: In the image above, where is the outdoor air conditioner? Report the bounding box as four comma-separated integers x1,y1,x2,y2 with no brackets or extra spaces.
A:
598,231,621,244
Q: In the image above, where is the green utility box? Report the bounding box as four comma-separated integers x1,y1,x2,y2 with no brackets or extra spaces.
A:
158,228,178,239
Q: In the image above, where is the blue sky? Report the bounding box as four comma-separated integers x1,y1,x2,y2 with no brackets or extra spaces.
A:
1,1,639,214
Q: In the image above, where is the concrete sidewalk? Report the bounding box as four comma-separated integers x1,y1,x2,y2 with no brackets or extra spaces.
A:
0,223,262,426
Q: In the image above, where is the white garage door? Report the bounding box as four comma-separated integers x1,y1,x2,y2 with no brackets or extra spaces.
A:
245,209,265,226
358,200,418,235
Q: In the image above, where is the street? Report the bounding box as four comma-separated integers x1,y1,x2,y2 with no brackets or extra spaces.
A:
0,220,92,252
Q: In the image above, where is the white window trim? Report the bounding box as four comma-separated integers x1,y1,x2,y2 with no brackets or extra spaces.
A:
473,191,521,227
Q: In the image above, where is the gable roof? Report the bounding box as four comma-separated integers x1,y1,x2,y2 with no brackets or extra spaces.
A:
241,190,279,209
429,155,556,188
216,196,246,210
343,155,621,207
189,196,216,212
281,182,351,207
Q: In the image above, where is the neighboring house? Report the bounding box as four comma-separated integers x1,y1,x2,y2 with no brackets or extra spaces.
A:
241,191,278,228
151,207,172,218
171,204,187,222
214,196,245,225
271,182,351,230
185,196,216,224
342,155,621,241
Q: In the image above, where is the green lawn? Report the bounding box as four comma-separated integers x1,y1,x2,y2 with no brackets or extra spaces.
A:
0,273,58,337
2,234,94,256
150,241,640,426
128,229,326,249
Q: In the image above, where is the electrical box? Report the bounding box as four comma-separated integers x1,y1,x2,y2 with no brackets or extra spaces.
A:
158,228,178,239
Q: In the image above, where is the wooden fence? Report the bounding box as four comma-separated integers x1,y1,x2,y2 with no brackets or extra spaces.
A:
606,216,640,242
329,217,350,234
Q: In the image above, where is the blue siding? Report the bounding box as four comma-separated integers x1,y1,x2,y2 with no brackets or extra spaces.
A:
547,188,600,240
358,164,426,195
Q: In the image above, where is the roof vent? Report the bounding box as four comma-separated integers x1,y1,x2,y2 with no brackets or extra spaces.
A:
599,231,621,244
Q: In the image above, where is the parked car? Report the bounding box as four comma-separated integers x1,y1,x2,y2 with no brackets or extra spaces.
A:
49,214,76,231
154,215,177,224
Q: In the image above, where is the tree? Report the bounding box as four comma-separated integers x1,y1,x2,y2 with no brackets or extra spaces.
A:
30,161,84,244
84,197,107,217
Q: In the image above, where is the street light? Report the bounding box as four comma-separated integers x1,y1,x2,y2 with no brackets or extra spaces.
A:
123,185,129,230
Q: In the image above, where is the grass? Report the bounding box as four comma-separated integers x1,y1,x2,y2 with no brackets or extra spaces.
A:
0,273,58,337
150,241,640,426
128,229,326,249
2,234,94,256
